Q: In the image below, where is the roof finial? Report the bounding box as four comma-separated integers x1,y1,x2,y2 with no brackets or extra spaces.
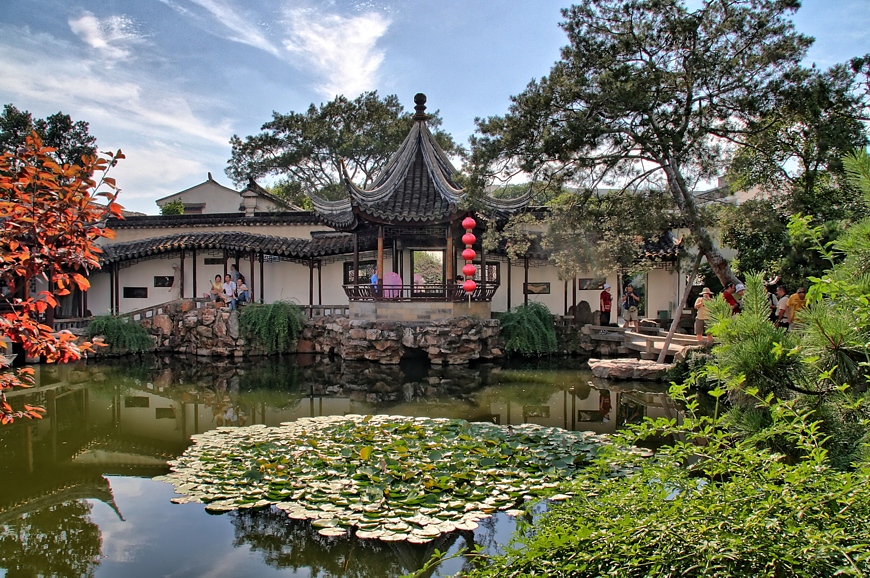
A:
413,93,428,121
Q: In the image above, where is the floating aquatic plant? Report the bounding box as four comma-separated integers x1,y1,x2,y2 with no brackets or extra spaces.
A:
157,415,613,543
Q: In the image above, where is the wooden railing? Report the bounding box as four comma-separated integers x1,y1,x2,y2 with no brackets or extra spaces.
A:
343,283,499,302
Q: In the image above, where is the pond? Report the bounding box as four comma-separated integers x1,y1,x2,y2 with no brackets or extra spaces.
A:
0,355,676,577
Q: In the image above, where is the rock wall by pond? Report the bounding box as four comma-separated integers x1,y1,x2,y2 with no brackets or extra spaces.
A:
111,301,504,365
90,300,627,363
134,301,261,358
299,316,504,365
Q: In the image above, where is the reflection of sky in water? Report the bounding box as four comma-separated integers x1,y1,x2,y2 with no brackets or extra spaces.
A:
0,357,673,577
88,477,530,577
91,478,283,577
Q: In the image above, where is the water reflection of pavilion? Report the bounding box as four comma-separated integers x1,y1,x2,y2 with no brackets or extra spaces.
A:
3,361,680,474
0,358,681,578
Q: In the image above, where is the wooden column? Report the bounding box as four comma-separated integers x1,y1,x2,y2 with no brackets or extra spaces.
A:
249,250,256,298
317,261,322,305
308,260,314,316
398,245,403,281
223,249,228,277
445,224,454,284
564,279,568,316
109,267,114,314
507,258,512,310
192,248,198,299
480,233,487,298
259,253,264,303
523,257,529,305
82,269,89,316
572,276,577,322
377,225,384,294
180,250,185,298
353,233,359,287
114,262,121,314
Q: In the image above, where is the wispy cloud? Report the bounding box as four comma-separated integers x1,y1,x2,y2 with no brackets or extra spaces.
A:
160,1,392,98
68,12,145,64
161,0,280,56
0,23,231,213
0,32,230,146
282,8,391,97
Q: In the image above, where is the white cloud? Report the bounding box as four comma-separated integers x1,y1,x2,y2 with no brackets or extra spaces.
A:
160,1,392,98
281,8,391,97
110,141,210,202
69,12,144,64
0,25,232,213
0,34,230,147
162,0,280,56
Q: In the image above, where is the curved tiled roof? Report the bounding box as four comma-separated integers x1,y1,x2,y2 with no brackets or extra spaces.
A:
312,94,531,230
106,211,323,230
98,231,371,265
641,231,682,262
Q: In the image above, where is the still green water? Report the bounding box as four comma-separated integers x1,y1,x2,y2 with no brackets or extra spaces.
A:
0,355,673,577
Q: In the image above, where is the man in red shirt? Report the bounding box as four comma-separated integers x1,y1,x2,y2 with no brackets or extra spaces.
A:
599,283,613,326
723,282,740,314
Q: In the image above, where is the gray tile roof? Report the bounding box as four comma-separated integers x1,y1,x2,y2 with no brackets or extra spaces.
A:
312,95,531,230
98,231,372,264
106,212,323,230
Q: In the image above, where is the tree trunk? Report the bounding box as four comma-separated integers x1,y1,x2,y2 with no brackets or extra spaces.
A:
657,251,703,363
662,159,739,287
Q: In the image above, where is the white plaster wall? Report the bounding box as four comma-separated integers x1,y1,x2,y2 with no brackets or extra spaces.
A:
88,272,112,315
155,180,241,214
319,261,350,304
645,268,680,320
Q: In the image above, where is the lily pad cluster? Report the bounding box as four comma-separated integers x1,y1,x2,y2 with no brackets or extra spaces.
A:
157,415,609,543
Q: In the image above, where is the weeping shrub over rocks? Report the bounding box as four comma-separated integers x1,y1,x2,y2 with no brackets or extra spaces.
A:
498,302,557,357
87,315,153,354
239,301,303,354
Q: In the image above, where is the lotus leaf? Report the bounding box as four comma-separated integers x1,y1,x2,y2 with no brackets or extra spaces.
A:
160,415,608,543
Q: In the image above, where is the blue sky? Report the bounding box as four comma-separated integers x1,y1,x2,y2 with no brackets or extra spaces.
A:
2,0,868,214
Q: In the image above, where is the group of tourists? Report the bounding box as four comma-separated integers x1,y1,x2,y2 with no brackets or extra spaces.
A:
597,283,641,330
693,280,807,343
205,264,250,310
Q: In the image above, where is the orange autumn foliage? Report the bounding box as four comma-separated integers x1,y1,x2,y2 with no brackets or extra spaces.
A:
0,132,124,424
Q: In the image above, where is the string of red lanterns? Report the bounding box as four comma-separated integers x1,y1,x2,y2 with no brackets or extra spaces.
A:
461,216,477,295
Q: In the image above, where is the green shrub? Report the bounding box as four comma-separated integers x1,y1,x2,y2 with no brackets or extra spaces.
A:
239,301,304,354
86,315,153,354
461,386,870,578
498,302,557,357
159,199,184,215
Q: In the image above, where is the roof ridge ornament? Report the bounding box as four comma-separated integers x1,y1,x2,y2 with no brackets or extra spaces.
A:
413,93,428,121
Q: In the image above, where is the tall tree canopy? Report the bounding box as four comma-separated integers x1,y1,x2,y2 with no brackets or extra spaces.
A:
729,64,868,202
469,0,814,287
720,61,868,285
0,104,97,169
227,92,462,201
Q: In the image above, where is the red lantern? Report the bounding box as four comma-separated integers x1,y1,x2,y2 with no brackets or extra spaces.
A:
462,233,476,246
462,263,477,277
462,216,476,231
462,248,476,261
463,279,477,293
